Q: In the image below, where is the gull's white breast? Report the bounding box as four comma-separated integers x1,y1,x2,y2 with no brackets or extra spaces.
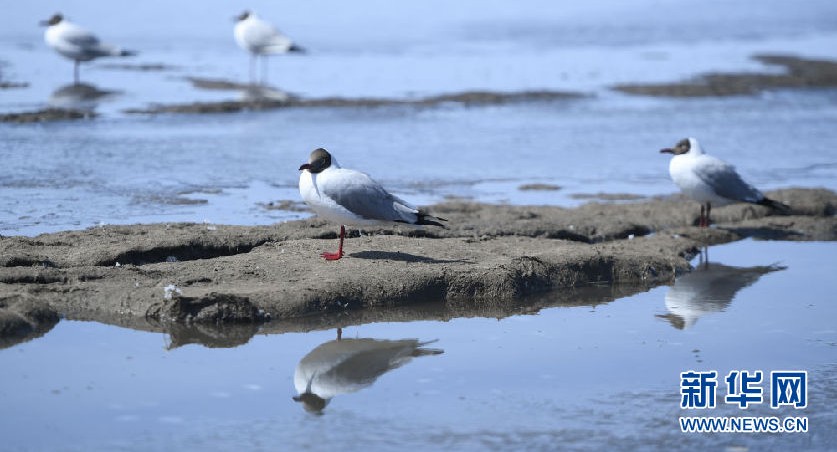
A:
299,169,383,226
669,153,734,206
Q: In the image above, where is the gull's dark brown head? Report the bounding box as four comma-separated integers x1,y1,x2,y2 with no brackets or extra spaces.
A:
39,13,63,27
292,393,328,414
234,10,251,22
299,148,332,174
660,138,692,155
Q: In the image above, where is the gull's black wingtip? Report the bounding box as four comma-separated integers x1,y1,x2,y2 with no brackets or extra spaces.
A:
757,197,791,213
417,212,448,229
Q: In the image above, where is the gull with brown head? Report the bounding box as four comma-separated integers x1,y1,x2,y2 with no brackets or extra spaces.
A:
298,148,447,260
40,13,137,85
234,10,304,86
660,137,789,227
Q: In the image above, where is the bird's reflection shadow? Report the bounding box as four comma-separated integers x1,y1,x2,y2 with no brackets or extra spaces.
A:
349,250,470,264
657,247,786,329
48,82,119,112
184,76,290,105
293,328,443,414
240,84,289,103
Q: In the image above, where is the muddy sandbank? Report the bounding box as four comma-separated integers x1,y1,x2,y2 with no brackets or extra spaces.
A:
0,188,834,347
613,54,837,97
0,108,97,123
0,81,28,90
97,62,179,72
123,85,587,115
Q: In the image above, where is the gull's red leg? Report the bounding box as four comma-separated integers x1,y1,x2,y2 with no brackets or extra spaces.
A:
705,203,712,227
699,204,706,227
321,225,345,260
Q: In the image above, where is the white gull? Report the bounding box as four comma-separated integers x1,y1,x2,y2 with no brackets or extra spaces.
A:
660,137,789,227
298,148,447,260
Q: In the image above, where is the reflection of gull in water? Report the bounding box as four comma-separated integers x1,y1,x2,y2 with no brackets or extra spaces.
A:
658,253,786,329
240,84,290,103
48,82,118,111
293,331,443,414
185,76,291,103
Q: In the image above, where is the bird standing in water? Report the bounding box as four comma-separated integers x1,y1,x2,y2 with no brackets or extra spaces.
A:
40,13,137,85
233,10,304,86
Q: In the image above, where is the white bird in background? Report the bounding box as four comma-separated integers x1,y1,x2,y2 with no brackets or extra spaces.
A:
233,10,304,86
660,137,789,227
298,148,447,261
40,13,137,85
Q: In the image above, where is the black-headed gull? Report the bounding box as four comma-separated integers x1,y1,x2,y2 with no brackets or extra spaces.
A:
40,13,137,85
660,137,789,227
233,10,304,85
298,148,447,260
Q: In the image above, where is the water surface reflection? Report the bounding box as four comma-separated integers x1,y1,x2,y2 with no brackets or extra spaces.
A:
293,329,443,414
658,248,786,329
48,82,119,111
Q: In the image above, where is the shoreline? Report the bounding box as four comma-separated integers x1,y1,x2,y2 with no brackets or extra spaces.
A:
3,54,837,122
2,187,835,348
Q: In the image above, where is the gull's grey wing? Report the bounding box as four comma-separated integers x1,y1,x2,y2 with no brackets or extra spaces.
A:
60,26,124,58
695,159,764,203
322,171,417,223
243,20,292,52
62,27,101,48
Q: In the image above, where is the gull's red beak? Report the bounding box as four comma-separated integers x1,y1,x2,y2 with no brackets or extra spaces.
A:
299,163,311,171
660,148,674,154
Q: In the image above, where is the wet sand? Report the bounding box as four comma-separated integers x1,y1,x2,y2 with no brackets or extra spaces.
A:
1,188,834,347
0,108,97,123
0,82,28,89
613,54,837,97
122,87,586,115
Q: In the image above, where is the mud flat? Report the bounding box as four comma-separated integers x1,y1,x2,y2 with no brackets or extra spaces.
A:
122,87,586,115
613,54,837,97
1,188,835,346
0,108,96,124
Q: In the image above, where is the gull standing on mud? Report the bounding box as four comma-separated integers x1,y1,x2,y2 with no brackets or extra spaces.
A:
660,137,789,227
233,10,304,85
40,13,137,85
298,148,447,260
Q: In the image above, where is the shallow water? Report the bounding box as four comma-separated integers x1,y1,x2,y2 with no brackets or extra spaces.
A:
0,239,834,451
2,0,837,235
1,2,836,449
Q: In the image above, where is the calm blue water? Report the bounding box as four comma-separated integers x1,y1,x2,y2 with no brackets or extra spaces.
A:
1,0,837,235
0,240,834,450
1,3,836,449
